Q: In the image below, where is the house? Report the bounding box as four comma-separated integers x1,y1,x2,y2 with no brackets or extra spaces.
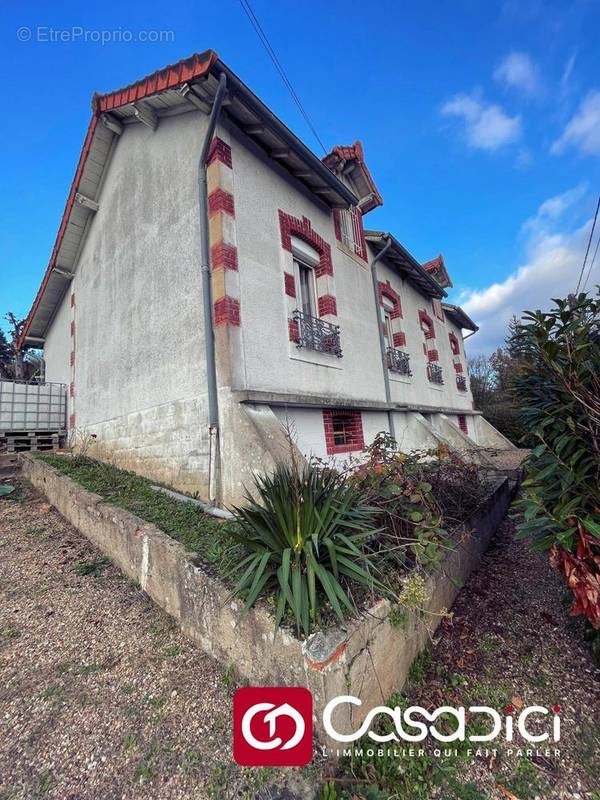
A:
18,50,513,506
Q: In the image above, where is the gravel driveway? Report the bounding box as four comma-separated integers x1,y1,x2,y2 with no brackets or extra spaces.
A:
0,476,306,800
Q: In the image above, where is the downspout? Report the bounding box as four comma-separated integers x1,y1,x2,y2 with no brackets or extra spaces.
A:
370,235,396,442
198,72,228,504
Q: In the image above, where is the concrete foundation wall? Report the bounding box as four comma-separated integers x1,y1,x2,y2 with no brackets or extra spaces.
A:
23,455,513,747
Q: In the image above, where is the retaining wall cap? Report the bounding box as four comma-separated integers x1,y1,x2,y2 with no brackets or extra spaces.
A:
303,629,347,670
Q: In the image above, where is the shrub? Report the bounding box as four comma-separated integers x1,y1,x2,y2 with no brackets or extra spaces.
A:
514,291,600,657
349,433,484,575
229,461,385,636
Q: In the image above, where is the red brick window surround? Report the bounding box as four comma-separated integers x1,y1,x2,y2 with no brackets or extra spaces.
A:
418,309,435,339
449,331,460,355
279,211,333,278
323,409,365,455
378,281,402,319
458,414,468,435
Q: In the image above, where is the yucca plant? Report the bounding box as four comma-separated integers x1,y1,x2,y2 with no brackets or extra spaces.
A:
229,461,385,636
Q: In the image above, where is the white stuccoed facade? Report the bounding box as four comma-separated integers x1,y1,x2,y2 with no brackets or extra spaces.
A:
21,53,513,506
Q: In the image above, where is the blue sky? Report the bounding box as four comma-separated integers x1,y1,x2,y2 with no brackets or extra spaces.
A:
2,0,599,352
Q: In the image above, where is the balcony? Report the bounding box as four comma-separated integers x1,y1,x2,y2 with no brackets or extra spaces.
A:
386,347,412,376
293,310,343,358
427,363,444,385
456,374,468,392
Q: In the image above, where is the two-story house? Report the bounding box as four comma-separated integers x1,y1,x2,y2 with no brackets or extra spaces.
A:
18,50,513,505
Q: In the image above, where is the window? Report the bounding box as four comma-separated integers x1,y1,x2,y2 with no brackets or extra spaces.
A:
338,207,367,260
323,409,365,454
458,414,468,435
295,259,317,317
432,298,445,322
382,296,395,342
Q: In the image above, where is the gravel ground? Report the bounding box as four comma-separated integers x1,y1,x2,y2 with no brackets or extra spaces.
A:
404,515,600,799
0,476,315,800
2,469,599,800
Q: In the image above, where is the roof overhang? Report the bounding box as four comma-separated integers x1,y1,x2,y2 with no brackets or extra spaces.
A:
322,141,383,213
442,303,478,332
365,231,447,299
19,50,357,348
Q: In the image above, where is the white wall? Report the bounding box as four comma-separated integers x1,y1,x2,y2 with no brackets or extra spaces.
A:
44,289,71,385
376,262,474,411
230,127,387,404
230,123,474,414
43,108,213,494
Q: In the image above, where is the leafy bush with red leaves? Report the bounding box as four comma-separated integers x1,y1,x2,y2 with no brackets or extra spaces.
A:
515,291,600,661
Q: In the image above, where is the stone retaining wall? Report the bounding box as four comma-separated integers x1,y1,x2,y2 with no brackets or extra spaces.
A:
22,455,513,744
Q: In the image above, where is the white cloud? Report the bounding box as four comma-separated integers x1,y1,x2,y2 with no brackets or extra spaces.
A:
441,93,522,151
460,188,599,354
521,183,587,238
551,91,600,156
494,52,540,94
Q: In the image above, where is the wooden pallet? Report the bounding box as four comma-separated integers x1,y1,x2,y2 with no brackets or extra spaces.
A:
3,431,61,453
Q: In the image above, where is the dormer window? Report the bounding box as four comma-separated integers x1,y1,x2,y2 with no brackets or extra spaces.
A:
323,141,382,264
339,207,366,259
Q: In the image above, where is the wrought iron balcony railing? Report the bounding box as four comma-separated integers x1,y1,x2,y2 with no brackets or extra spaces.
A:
293,310,343,358
456,374,468,392
427,363,444,384
386,347,412,376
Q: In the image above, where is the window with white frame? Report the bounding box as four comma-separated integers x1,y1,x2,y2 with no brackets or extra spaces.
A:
339,207,365,258
294,258,317,317
382,295,395,342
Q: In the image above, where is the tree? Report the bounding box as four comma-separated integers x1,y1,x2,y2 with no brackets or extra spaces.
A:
0,328,11,377
4,312,26,380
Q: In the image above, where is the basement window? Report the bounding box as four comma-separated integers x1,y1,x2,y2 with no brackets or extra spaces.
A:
323,409,365,454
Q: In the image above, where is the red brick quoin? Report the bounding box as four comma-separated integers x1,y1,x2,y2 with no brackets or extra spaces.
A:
211,242,238,271
214,297,240,326
323,409,365,455
208,188,235,217
206,136,232,168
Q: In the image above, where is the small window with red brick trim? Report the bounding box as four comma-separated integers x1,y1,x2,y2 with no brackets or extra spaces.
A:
458,414,468,435
323,409,364,454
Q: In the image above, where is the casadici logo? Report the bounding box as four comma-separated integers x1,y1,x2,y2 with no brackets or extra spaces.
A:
233,687,313,766
233,688,561,767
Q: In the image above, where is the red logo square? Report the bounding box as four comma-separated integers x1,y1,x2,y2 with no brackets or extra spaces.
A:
233,687,313,766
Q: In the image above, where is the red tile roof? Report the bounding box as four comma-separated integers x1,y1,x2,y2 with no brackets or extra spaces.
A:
322,140,383,213
94,50,217,112
422,253,453,289
422,254,444,273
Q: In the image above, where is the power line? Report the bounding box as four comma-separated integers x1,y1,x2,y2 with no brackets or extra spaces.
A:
575,194,600,294
238,0,328,155
581,226,600,293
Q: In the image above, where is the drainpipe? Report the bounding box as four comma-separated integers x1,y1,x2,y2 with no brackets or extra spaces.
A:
370,235,396,442
198,72,228,504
